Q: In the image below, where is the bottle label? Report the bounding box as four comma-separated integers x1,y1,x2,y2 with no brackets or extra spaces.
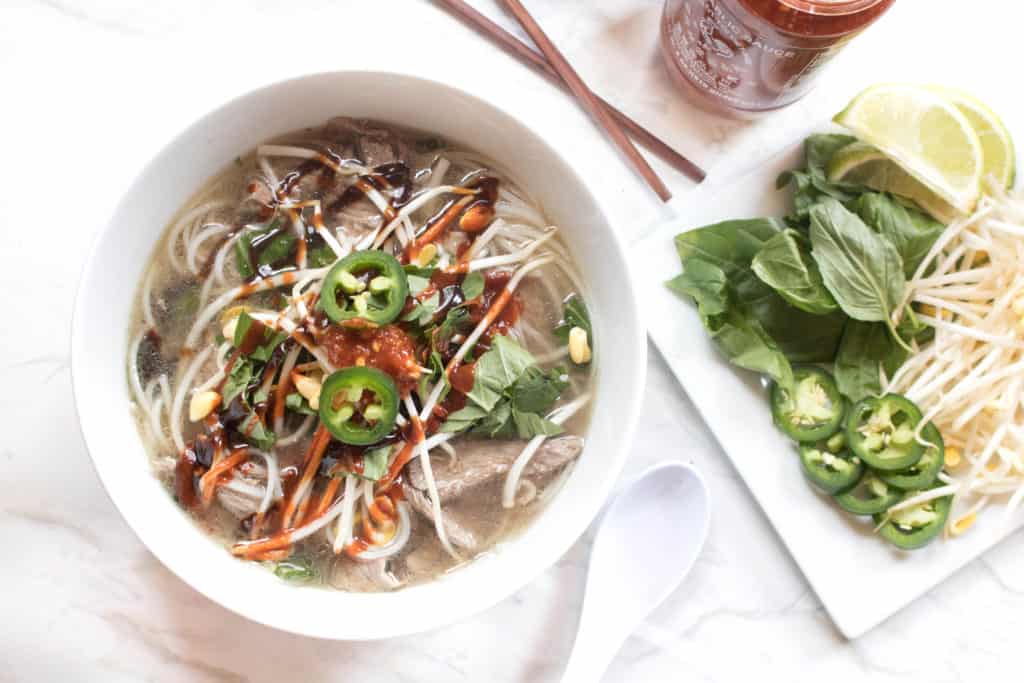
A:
665,0,847,111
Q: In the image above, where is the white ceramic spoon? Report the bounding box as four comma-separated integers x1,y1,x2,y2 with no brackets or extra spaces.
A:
561,461,711,682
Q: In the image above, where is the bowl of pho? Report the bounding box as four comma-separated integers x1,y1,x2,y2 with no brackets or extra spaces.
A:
71,71,645,639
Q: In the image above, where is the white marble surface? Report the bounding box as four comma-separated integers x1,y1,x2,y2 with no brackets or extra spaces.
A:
4,0,1024,680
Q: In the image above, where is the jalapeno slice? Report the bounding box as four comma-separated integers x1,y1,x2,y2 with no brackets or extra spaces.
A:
318,367,399,445
873,486,952,550
878,422,944,490
770,366,845,442
845,394,924,471
798,432,864,495
834,470,902,515
321,251,409,325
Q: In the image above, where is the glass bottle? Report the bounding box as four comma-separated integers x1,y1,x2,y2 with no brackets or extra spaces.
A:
661,0,896,115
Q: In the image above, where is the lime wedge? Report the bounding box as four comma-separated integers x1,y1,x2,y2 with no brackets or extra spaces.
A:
826,142,959,223
927,85,1015,189
834,84,984,213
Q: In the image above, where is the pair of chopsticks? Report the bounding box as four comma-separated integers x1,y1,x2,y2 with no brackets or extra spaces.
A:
436,0,705,202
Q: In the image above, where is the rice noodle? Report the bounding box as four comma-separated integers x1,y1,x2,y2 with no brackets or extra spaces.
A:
404,396,460,560
333,475,361,553
184,267,329,350
169,345,214,453
354,503,412,561
502,394,591,508
365,185,471,249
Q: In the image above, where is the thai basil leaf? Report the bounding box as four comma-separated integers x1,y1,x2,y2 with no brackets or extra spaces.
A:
809,198,907,346
418,350,449,403
512,407,564,439
430,307,471,354
285,391,317,416
751,229,837,315
674,218,783,273
238,412,276,451
854,192,943,278
403,264,437,278
706,306,794,390
470,401,515,438
235,219,282,279
403,291,440,326
440,404,488,434
666,258,728,318
461,271,485,301
407,274,432,296
307,245,336,269
233,312,288,362
465,335,536,411
834,321,888,402
776,134,860,227
235,231,258,280
256,231,296,269
273,557,315,582
743,286,847,363
222,359,255,407
554,295,592,343
806,134,859,177
672,217,844,362
360,445,391,481
512,366,568,414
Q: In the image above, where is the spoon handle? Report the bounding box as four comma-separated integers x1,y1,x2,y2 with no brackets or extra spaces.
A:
560,619,626,683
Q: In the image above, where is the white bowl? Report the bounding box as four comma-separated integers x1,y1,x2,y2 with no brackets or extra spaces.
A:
71,71,646,640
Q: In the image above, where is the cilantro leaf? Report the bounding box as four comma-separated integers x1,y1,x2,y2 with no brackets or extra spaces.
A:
554,295,592,343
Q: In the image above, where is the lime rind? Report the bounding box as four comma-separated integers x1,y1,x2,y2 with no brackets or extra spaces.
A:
833,83,984,213
927,85,1015,189
826,141,960,223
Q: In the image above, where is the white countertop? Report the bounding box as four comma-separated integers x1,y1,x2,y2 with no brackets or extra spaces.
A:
3,0,1023,680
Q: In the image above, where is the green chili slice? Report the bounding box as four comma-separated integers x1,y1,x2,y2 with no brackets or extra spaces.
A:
798,434,864,495
321,251,409,325
770,366,845,442
873,486,951,550
845,394,924,471
877,422,945,490
834,470,902,516
319,367,399,445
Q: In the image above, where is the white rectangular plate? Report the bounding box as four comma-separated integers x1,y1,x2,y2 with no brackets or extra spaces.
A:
634,139,1022,638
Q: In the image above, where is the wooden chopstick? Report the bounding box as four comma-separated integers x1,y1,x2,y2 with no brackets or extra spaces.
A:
435,0,705,184
498,0,673,201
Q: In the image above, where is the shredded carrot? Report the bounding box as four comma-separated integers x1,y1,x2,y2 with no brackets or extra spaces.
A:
313,477,342,518
232,531,295,558
214,350,242,393
367,494,396,524
379,431,421,489
445,288,513,378
280,425,331,528
271,355,294,427
248,548,292,562
295,491,314,526
406,195,473,261
199,447,249,506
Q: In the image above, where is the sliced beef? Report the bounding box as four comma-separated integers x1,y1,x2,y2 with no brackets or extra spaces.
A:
325,117,409,168
328,557,403,592
215,474,265,519
405,435,584,503
402,484,482,551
